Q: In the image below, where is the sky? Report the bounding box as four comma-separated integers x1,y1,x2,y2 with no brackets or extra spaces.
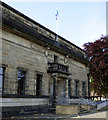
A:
3,1,106,49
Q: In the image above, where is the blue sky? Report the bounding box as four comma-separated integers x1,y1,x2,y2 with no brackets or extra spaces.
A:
4,1,106,49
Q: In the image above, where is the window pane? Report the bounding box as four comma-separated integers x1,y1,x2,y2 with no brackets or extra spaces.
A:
75,81,79,97
0,68,3,74
0,75,3,87
68,80,71,97
54,55,58,62
36,74,42,96
82,82,86,97
17,70,26,95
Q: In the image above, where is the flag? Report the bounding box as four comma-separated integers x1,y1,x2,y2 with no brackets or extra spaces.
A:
55,10,59,20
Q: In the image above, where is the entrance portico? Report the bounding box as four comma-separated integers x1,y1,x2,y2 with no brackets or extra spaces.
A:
49,73,70,111
47,62,71,111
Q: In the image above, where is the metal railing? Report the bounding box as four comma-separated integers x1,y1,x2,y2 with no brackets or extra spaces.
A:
97,100,108,110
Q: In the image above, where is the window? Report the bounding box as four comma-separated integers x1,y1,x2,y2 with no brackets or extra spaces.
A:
54,55,58,63
82,82,86,97
68,79,71,98
36,74,43,96
0,67,5,95
75,80,79,97
17,70,26,95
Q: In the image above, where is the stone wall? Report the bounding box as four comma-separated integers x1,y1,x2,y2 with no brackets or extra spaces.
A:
56,105,80,115
2,98,49,106
2,30,49,96
1,1,90,107
2,29,89,99
2,2,88,65
68,58,89,97
0,2,90,117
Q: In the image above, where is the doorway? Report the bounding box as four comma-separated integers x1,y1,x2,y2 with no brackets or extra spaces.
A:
57,79,65,105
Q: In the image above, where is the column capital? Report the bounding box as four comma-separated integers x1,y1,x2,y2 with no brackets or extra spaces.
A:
67,77,71,80
51,73,58,78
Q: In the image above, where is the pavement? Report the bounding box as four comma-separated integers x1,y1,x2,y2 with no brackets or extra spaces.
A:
2,110,108,120
77,110,108,118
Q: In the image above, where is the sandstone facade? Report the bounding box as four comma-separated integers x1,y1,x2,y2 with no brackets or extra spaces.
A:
0,2,90,117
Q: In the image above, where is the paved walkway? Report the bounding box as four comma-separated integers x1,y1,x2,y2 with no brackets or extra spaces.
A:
75,110,108,119
2,114,77,120
2,110,108,120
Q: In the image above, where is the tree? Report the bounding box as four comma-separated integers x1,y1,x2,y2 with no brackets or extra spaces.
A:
83,35,108,97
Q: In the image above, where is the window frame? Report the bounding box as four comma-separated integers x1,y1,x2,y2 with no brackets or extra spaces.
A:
17,68,26,95
75,80,79,98
82,81,86,97
54,55,58,63
68,79,71,98
36,73,43,96
0,67,5,95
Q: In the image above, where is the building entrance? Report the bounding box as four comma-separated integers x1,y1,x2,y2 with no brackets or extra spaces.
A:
57,79,65,105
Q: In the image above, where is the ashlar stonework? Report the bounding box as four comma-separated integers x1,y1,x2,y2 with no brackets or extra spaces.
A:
0,2,90,117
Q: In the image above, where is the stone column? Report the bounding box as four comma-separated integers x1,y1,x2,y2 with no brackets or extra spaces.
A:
52,75,57,110
65,79,68,98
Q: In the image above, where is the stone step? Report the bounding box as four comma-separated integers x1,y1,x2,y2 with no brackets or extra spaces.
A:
80,110,89,114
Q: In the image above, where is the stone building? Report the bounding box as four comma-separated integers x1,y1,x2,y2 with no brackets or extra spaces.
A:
0,2,90,117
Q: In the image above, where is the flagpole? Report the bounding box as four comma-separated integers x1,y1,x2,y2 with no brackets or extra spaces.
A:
56,18,58,41
55,9,58,41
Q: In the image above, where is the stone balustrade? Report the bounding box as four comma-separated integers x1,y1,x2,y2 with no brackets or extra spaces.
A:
47,62,70,75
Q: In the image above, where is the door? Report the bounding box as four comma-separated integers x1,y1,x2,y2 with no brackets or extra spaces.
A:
57,79,65,105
